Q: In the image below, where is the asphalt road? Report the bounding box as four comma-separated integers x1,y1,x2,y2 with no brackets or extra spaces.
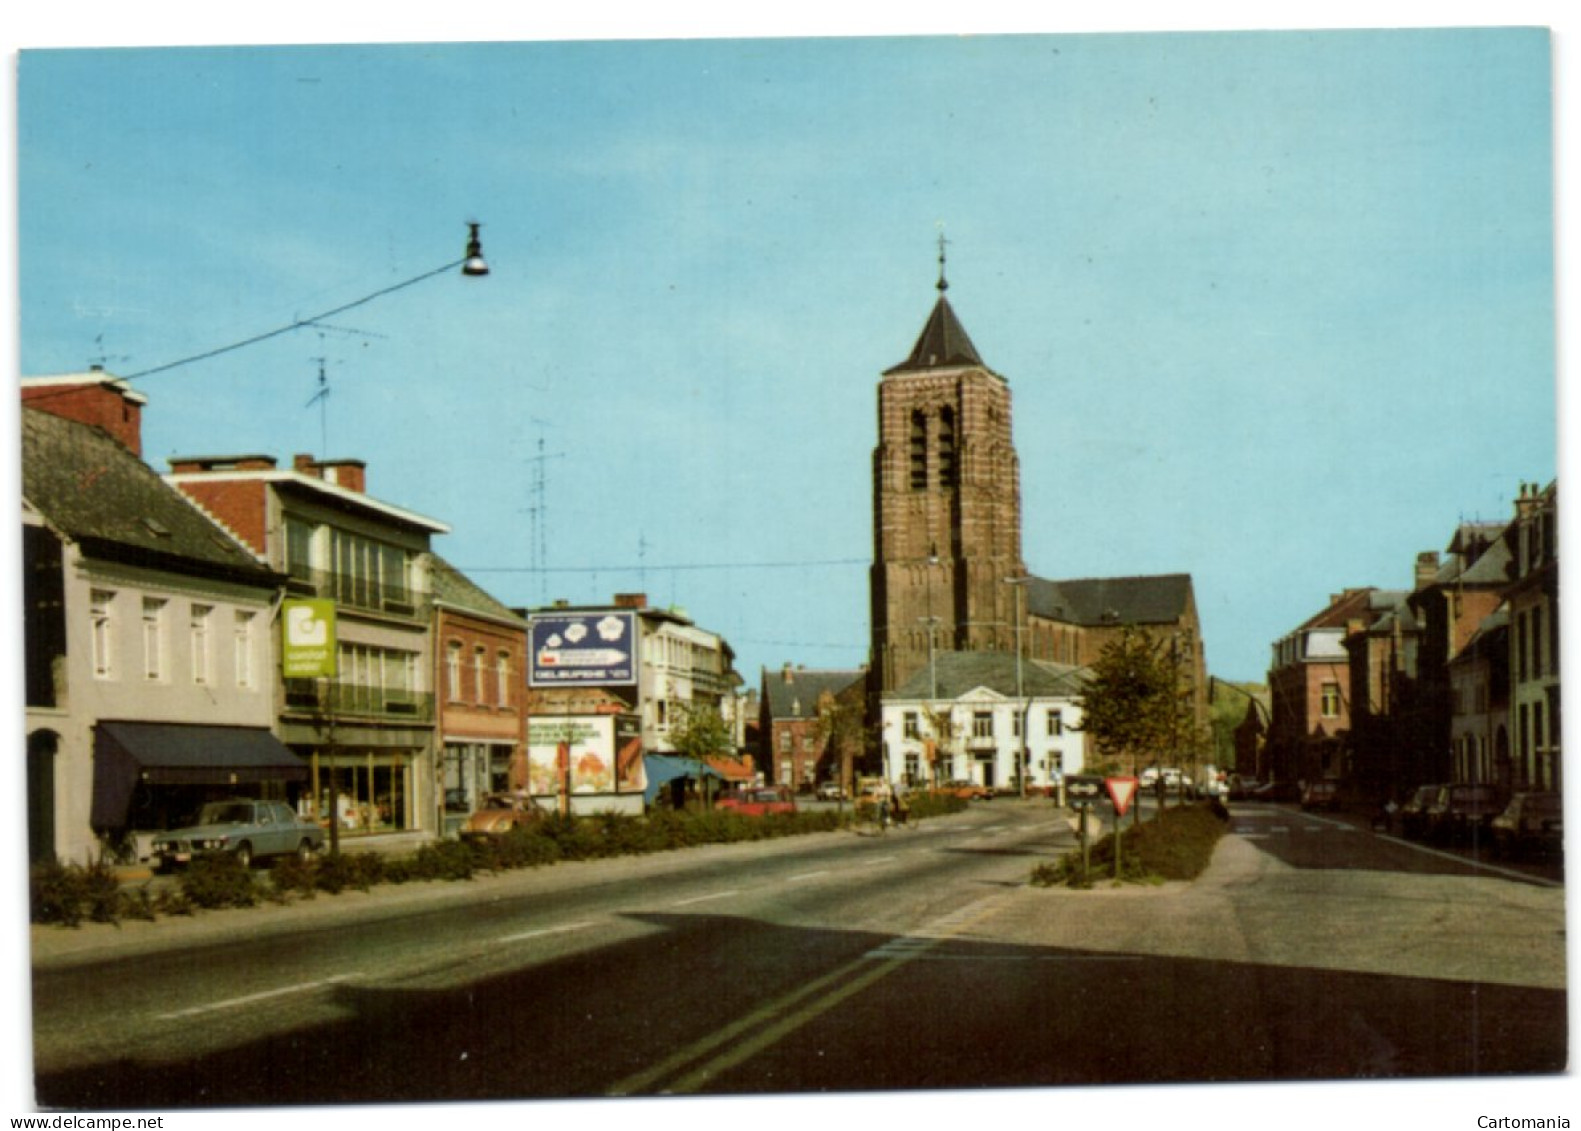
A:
29,799,1568,1108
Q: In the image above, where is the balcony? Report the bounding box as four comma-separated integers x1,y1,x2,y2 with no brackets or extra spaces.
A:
286,568,428,619
282,681,435,723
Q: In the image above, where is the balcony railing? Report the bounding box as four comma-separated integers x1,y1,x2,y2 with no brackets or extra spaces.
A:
286,568,428,619
282,681,435,723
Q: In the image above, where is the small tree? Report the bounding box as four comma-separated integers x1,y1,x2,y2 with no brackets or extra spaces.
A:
809,689,866,797
670,703,735,807
1076,628,1193,815
921,704,960,785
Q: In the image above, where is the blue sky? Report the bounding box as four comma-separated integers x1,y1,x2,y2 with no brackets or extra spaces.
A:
14,23,1559,687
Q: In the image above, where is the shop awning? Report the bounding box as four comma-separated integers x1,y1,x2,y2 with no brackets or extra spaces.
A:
641,754,725,804
92,721,308,830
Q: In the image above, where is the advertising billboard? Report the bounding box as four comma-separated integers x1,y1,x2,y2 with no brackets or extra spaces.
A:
528,610,637,686
281,598,337,678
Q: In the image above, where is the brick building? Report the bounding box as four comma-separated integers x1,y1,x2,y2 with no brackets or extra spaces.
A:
758,665,867,791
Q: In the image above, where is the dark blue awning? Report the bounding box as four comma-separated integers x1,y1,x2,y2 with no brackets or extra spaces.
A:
92,721,307,829
641,754,724,804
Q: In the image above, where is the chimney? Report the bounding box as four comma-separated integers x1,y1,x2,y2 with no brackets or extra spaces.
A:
614,593,649,610
782,663,794,685
293,454,366,492
1414,552,1439,591
168,454,279,474
21,371,147,457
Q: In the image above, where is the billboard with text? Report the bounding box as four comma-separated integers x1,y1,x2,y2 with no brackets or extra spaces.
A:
528,611,637,687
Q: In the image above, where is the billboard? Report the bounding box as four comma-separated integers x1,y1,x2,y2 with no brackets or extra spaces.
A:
528,611,637,686
281,598,337,678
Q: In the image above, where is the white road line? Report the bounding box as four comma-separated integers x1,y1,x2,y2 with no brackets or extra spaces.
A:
498,920,595,944
867,856,898,864
1372,834,1565,888
671,890,740,908
158,974,359,1020
787,871,830,883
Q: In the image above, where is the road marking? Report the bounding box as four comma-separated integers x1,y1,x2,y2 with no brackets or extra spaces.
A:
157,974,359,1020
867,856,898,864
671,890,740,908
498,921,595,943
1372,834,1565,888
787,871,830,883
607,896,1007,1096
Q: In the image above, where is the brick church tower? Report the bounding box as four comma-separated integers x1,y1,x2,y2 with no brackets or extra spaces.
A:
870,249,1027,693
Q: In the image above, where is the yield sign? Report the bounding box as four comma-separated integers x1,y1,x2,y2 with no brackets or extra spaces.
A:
1105,775,1140,816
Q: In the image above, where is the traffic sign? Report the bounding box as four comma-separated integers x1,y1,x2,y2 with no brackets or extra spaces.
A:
1106,775,1140,816
1065,775,1103,801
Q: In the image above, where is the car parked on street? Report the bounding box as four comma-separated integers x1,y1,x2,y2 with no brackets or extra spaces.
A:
1300,781,1341,812
1491,792,1562,859
938,779,995,801
151,798,324,871
1249,780,1301,804
1399,784,1444,840
1427,782,1508,845
459,792,546,840
716,786,798,816
816,781,846,802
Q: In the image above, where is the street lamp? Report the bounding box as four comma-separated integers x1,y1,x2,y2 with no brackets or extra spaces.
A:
1004,576,1030,798
124,222,492,381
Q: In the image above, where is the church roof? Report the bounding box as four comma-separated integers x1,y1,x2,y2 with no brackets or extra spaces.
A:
1026,573,1194,628
885,294,989,375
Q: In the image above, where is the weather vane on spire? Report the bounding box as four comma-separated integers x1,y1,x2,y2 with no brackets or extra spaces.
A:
936,227,951,293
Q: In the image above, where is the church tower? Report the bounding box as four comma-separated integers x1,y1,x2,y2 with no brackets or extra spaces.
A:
870,245,1027,693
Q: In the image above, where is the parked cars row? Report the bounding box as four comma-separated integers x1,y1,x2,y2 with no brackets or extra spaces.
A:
716,787,797,816
1394,782,1561,859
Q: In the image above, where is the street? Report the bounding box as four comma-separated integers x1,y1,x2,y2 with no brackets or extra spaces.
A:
30,800,1567,1107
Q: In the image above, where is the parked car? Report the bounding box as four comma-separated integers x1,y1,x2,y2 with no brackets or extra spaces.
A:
1399,785,1444,839
716,787,797,816
938,779,995,801
1227,777,1263,801
1250,780,1301,804
1491,792,1563,859
816,781,846,802
1427,782,1508,845
460,792,545,839
1300,781,1341,812
151,798,324,870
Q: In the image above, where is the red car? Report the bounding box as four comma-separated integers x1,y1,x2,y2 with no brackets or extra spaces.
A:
716,787,797,816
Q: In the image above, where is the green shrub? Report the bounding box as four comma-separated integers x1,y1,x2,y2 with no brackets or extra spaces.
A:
267,854,318,900
314,851,384,894
30,860,86,927
180,853,260,909
1034,801,1226,889
412,840,475,882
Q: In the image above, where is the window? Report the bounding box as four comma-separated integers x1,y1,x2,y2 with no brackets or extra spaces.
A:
446,642,463,700
1046,710,1063,737
497,651,512,707
903,711,920,739
1321,682,1341,718
938,407,957,488
909,410,928,490
474,647,487,704
285,516,315,581
972,712,994,738
142,597,167,681
90,589,114,678
234,611,256,688
780,730,791,753
1531,606,1544,678
190,604,212,684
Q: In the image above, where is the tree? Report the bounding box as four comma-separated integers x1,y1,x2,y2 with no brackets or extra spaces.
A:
669,704,736,807
1075,627,1194,783
809,688,868,796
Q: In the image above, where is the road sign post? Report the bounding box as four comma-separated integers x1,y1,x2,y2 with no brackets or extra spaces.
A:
1065,775,1103,885
1105,776,1140,882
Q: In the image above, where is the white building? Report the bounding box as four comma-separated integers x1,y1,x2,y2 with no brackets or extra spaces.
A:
880,651,1089,794
23,376,292,864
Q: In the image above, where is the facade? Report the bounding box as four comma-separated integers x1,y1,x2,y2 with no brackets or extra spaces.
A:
167,451,448,847
1267,588,1405,785
22,376,292,864
880,651,1088,793
1446,611,1510,787
869,264,1026,696
1504,481,1560,792
758,666,867,791
431,555,530,826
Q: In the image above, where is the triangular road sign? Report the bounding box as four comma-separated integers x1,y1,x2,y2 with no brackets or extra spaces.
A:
1106,775,1140,816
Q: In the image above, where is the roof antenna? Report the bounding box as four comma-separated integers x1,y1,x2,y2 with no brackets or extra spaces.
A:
936,226,950,293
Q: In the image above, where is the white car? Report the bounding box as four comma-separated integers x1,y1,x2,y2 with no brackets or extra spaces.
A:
816,782,845,801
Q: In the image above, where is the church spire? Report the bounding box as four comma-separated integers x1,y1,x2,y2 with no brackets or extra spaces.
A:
886,233,987,374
